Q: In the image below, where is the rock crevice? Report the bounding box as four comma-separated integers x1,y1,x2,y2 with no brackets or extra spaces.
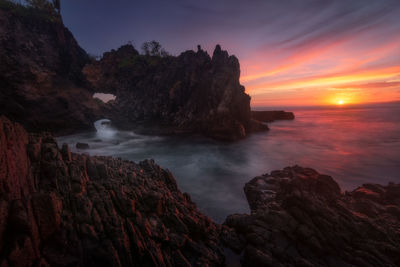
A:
0,116,225,266
222,166,400,266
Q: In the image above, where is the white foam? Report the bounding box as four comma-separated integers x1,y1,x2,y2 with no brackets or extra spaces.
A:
94,119,117,140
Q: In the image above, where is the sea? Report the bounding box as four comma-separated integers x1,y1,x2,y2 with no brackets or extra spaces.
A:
57,101,400,223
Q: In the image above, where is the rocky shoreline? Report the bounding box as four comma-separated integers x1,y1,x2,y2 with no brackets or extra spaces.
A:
0,116,224,266
222,166,400,266
1,3,399,267
0,1,269,141
1,116,399,266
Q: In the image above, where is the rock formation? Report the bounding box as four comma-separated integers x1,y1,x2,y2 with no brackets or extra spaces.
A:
84,44,267,140
0,116,224,266
0,2,106,135
0,1,266,141
1,116,400,266
222,166,400,266
251,110,295,123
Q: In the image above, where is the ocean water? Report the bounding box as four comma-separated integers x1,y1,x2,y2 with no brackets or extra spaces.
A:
58,102,400,223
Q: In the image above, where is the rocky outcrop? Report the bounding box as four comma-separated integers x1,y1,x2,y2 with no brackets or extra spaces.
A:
0,2,108,135
0,2,266,140
84,45,267,141
2,116,400,266
0,116,224,266
222,166,400,266
251,111,295,123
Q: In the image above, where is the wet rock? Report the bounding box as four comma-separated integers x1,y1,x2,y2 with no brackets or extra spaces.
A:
61,143,72,161
0,116,225,266
222,166,400,266
76,142,90,149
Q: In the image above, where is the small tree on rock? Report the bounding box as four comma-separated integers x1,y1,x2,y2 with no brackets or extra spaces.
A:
141,41,169,57
26,0,59,14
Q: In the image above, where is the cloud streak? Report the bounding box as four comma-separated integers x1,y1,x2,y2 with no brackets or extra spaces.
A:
61,0,400,106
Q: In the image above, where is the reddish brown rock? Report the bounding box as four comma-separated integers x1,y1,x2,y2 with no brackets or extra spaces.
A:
222,166,400,267
0,116,225,266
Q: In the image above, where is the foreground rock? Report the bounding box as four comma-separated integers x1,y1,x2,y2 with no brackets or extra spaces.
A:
0,116,224,266
84,44,267,141
251,111,295,123
222,166,400,266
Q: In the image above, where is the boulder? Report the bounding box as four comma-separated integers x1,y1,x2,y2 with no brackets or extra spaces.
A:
76,142,90,149
222,166,400,266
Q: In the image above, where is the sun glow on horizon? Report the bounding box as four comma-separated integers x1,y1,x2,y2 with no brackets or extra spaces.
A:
239,27,400,107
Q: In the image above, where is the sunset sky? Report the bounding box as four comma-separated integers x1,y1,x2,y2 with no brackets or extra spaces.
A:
62,0,400,107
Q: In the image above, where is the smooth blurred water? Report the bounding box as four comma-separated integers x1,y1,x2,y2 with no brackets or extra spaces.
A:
58,102,400,223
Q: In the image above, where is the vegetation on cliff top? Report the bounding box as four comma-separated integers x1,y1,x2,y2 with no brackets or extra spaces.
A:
0,0,61,22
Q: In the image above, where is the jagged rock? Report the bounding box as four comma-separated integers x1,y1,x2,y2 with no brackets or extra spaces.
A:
84,44,266,141
0,3,266,140
222,166,400,267
0,116,225,266
251,111,295,123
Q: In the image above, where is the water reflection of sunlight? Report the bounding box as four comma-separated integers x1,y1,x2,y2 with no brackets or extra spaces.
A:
57,103,400,223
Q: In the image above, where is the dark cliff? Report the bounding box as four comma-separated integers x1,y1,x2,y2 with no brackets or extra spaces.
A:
0,2,105,135
84,45,267,140
0,116,224,266
0,2,266,141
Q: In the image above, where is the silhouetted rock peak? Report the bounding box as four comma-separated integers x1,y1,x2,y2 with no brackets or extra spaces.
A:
212,44,229,61
0,3,266,140
85,44,267,140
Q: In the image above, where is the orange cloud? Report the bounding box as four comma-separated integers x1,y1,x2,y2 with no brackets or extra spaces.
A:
250,65,400,92
239,29,400,106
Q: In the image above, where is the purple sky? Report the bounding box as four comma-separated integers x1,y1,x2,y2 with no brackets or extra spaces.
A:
61,0,400,106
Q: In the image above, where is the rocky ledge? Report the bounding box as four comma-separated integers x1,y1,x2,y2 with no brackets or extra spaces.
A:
251,110,295,123
0,116,224,266
1,116,399,266
222,166,400,266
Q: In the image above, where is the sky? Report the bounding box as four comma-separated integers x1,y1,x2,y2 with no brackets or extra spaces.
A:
61,0,400,107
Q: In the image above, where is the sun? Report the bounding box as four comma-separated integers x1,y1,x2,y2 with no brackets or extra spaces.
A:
337,100,344,105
